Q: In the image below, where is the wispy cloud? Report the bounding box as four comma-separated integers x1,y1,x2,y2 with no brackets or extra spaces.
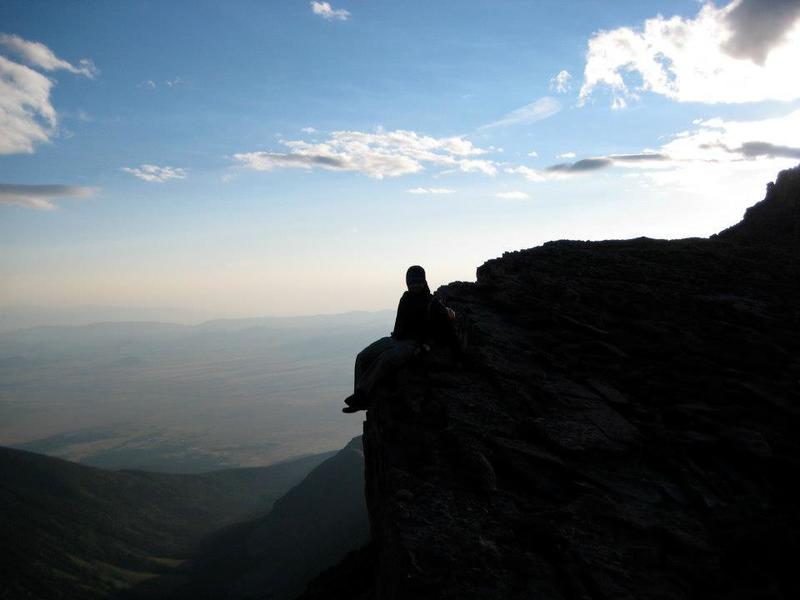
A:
504,165,545,182
233,129,497,179
480,97,560,130
549,70,572,93
0,55,55,154
122,164,187,183
557,151,576,159
0,183,97,210
138,79,156,90
0,33,98,78
0,34,97,155
301,126,317,134
495,191,530,200
546,153,668,174
311,1,350,21
501,110,800,211
579,0,800,106
507,110,800,184
546,158,612,173
504,152,668,180
634,109,800,201
734,141,800,159
658,109,800,165
407,187,456,195
612,153,669,162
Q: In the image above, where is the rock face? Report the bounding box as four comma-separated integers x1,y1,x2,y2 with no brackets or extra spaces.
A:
356,166,800,599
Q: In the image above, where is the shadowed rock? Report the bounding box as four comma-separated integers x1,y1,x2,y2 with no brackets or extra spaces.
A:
302,165,800,599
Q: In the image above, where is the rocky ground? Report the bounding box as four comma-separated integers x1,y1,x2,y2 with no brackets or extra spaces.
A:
307,165,800,599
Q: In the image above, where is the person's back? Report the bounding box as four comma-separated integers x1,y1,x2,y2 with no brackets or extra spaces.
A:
393,289,433,342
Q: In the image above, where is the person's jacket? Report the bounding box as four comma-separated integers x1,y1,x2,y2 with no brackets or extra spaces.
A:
391,289,456,349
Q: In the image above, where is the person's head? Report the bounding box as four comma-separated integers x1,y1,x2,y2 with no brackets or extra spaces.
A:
405,265,429,293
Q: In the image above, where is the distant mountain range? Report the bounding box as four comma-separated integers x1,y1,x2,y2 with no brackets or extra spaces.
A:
0,305,215,333
0,305,396,334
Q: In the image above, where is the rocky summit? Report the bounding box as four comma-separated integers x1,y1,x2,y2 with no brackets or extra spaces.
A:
315,165,800,599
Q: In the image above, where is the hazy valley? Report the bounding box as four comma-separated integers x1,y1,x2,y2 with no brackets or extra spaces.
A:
0,311,393,471
0,438,366,599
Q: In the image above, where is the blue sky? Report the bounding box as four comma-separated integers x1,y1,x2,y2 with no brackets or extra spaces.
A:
2,0,800,317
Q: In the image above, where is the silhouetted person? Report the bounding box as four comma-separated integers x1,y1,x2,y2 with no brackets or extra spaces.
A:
342,265,458,413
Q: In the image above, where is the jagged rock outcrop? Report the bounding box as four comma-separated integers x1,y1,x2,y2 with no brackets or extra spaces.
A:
716,165,800,249
341,166,800,599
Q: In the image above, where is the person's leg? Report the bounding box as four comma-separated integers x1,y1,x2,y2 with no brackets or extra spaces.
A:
356,339,417,398
354,337,394,392
345,337,395,408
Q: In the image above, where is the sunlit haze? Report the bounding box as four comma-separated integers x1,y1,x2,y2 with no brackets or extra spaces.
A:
2,0,800,318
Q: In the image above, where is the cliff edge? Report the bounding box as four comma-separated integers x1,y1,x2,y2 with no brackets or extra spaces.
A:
308,165,800,599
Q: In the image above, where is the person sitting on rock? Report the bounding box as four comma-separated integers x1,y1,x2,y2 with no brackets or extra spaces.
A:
342,265,458,414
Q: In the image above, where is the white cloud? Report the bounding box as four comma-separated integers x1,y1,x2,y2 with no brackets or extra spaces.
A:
549,70,572,93
0,33,98,78
301,126,317,134
0,183,96,210
579,0,800,105
480,97,561,129
634,111,800,223
0,35,97,155
658,108,800,164
311,1,350,21
504,165,546,182
557,151,576,159
496,191,530,200
407,187,456,194
527,150,539,158
139,79,156,90
0,55,55,154
233,129,497,179
165,76,183,88
122,164,188,183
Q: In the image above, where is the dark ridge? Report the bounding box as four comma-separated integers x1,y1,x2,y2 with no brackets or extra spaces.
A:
0,446,331,599
301,164,800,599
165,436,369,600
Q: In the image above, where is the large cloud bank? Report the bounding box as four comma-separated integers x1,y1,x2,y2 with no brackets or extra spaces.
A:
579,0,800,106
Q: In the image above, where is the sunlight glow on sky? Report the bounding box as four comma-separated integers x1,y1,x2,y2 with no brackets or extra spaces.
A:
2,0,800,317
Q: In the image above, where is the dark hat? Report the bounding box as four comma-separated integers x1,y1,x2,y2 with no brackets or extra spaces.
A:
406,265,427,286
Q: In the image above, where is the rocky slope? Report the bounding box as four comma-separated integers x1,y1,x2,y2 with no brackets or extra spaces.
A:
0,447,332,599
168,436,369,600
321,165,800,599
